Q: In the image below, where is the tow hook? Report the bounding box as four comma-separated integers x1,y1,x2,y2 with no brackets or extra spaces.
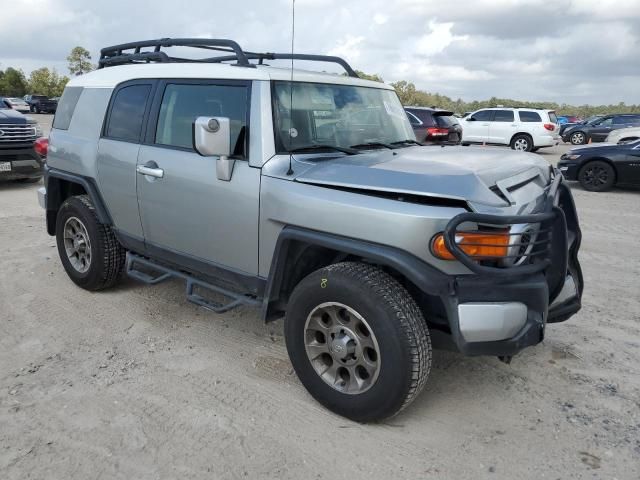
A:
498,356,513,365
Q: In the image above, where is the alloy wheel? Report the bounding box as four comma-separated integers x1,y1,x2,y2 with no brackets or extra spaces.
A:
304,302,381,394
63,216,92,273
571,132,585,145
513,138,529,151
582,165,610,188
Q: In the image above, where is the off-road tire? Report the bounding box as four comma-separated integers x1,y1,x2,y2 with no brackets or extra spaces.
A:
510,134,533,152
284,262,431,422
55,195,126,290
578,160,615,192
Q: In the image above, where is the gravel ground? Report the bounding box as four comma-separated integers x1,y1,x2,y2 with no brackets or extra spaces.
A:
1,116,639,479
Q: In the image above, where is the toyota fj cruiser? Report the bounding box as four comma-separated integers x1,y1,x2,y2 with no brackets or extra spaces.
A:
38,38,583,422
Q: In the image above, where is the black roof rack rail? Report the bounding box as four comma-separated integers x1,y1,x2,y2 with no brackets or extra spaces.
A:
98,38,360,78
98,38,254,69
209,52,359,78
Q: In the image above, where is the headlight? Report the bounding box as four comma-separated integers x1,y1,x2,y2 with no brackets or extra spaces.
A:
565,154,581,160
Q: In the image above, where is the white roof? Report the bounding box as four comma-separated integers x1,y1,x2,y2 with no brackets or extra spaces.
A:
69,63,393,90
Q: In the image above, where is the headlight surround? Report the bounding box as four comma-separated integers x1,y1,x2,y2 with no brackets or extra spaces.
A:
565,154,581,160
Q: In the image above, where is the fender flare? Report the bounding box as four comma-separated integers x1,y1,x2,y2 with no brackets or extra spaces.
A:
260,226,452,322
44,166,113,234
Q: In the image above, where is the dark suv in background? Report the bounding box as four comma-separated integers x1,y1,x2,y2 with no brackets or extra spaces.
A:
0,102,46,182
562,114,640,145
24,95,58,114
405,106,462,145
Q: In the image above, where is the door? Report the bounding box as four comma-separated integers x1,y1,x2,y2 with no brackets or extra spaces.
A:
621,143,640,184
136,80,261,275
488,109,517,145
97,81,154,240
462,110,493,143
590,117,613,141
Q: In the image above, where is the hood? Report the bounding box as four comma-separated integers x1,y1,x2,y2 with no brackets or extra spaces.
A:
0,109,30,123
293,145,551,208
568,142,618,153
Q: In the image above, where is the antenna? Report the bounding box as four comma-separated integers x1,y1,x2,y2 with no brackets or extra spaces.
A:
286,0,295,176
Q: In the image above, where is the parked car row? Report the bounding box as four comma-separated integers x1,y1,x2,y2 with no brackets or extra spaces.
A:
561,114,640,145
0,95,58,114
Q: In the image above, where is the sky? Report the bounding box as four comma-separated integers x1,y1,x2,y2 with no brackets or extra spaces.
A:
1,0,639,105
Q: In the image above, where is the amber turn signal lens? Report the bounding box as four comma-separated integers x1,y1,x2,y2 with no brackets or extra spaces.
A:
431,231,510,261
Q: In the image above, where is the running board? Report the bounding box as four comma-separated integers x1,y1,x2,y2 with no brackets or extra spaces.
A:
125,253,261,314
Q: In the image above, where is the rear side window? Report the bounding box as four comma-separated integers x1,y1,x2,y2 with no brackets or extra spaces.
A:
519,111,542,122
470,110,493,121
105,84,151,143
493,110,514,122
405,111,422,125
52,87,83,130
613,115,640,125
155,83,249,155
408,109,435,126
547,112,558,124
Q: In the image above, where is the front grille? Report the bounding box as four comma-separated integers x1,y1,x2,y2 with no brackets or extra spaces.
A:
0,124,38,143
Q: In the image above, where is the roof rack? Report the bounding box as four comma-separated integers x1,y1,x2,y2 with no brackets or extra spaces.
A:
98,37,359,77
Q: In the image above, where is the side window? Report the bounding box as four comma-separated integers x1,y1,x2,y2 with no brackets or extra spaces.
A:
597,117,613,127
519,111,542,122
52,87,83,130
470,110,493,121
155,83,248,156
493,110,514,122
612,116,628,125
412,110,435,126
405,111,422,126
105,84,151,142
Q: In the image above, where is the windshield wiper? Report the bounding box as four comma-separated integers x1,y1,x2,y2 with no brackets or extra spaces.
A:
349,142,396,150
390,139,422,147
288,144,357,155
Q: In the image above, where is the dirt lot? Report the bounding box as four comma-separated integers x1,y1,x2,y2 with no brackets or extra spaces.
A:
1,116,639,479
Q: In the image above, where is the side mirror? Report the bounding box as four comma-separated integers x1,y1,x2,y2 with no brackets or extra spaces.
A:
193,116,235,181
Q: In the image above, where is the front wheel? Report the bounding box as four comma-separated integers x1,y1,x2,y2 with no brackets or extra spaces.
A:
510,134,533,151
578,160,615,192
55,195,126,290
285,262,431,422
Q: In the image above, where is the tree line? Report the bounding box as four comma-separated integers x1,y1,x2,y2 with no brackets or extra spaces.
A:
0,46,93,98
356,71,640,118
2,50,637,117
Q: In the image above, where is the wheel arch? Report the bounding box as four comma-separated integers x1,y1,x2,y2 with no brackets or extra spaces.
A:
510,132,534,147
45,167,112,235
578,157,618,183
260,226,451,323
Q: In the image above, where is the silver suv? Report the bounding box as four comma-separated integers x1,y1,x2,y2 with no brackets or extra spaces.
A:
38,38,584,422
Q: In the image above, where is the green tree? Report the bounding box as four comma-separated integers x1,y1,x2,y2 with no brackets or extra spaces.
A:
28,68,69,97
0,67,28,97
355,70,383,82
67,46,94,76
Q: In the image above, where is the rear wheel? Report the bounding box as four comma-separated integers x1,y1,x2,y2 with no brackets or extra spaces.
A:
570,131,587,145
55,195,126,290
510,134,533,152
578,160,615,192
285,262,431,422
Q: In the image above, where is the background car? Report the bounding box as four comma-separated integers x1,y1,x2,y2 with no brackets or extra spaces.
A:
558,115,602,138
557,115,581,125
23,94,57,113
558,139,640,191
461,107,559,151
561,114,640,145
7,97,30,113
404,106,462,145
0,99,46,183
605,126,640,144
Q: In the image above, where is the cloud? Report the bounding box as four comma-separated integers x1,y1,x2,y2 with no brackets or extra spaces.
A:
0,0,638,104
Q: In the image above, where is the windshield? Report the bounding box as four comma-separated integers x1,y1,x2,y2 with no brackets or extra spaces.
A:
273,81,415,152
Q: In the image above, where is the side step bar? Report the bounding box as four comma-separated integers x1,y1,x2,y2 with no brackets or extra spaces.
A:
125,253,261,314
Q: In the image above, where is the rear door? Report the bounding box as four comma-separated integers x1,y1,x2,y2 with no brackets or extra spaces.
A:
590,116,614,141
622,142,640,184
462,109,493,143
488,109,516,144
97,81,155,241
136,79,260,275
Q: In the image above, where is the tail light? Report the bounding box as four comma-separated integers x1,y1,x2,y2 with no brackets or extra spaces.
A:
427,127,449,137
34,137,49,158
431,231,510,261
543,123,555,131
